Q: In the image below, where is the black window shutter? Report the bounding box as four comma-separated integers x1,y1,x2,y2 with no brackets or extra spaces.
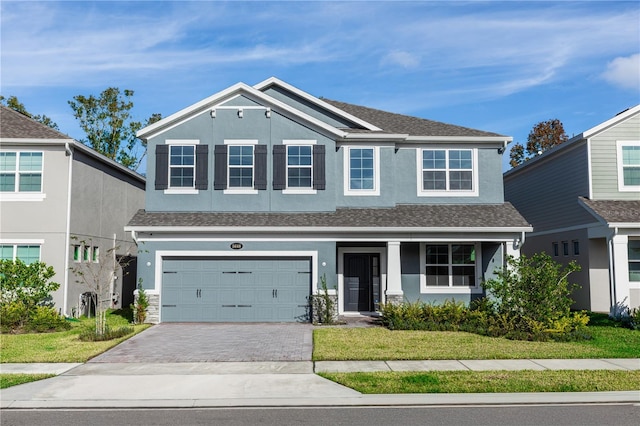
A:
273,145,286,190
155,144,169,190
213,145,227,190
195,145,209,190
254,145,267,190
313,144,326,190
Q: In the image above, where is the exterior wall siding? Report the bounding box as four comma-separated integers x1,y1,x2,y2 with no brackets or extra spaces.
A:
590,114,640,200
504,142,595,233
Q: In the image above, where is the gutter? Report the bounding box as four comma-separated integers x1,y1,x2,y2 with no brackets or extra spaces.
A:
62,143,73,316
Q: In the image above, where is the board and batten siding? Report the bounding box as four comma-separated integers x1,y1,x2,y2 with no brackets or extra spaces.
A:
590,114,640,200
504,141,595,233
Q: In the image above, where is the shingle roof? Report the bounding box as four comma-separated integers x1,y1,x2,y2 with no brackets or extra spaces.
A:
322,99,504,137
579,197,640,223
0,106,72,139
128,203,531,230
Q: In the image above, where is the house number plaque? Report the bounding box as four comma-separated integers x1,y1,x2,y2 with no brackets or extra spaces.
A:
230,243,243,250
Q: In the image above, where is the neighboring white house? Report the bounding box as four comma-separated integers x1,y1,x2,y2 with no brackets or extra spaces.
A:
504,105,640,312
0,106,145,315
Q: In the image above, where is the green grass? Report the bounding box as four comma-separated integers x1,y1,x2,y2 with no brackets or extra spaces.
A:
319,370,640,394
313,317,640,361
0,374,55,389
0,311,150,363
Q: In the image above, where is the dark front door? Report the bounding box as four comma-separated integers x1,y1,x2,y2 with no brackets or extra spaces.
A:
344,253,380,312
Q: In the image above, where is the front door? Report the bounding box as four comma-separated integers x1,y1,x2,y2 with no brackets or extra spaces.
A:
344,253,380,312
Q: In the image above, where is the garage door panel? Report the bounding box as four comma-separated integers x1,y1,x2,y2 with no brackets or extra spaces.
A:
161,257,311,323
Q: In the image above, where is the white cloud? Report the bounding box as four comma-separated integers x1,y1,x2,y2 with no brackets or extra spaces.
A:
380,51,420,69
602,53,640,90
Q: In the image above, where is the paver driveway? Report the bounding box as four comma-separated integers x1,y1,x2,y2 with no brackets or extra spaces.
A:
88,323,314,363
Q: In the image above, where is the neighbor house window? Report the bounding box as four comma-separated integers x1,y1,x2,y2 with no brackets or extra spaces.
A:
83,245,91,262
629,240,640,282
0,244,41,264
418,148,478,196
73,245,81,262
0,151,43,192
344,146,379,195
617,141,640,191
573,240,580,256
169,145,195,188
425,244,477,287
553,242,559,257
92,246,99,263
562,241,569,256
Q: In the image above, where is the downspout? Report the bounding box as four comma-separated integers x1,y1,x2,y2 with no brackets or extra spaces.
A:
607,228,618,311
62,143,73,316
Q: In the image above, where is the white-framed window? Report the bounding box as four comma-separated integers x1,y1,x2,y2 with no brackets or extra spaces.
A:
0,243,41,264
83,245,91,262
282,140,316,194
629,239,640,282
344,146,379,196
169,145,196,189
617,141,640,191
73,245,81,262
0,151,45,201
417,148,478,197
92,246,100,263
223,140,258,194
420,243,481,293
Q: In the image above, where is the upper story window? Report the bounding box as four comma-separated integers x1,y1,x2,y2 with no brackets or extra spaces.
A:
155,140,207,194
617,141,640,191
169,145,195,188
214,140,266,194
417,148,478,197
0,152,44,201
344,146,379,196
228,145,254,188
273,140,325,193
0,244,41,264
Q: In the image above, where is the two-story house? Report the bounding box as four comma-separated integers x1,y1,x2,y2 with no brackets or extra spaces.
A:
126,77,531,323
504,105,640,313
0,106,145,315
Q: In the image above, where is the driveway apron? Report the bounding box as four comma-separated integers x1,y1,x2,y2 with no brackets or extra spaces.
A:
88,323,314,363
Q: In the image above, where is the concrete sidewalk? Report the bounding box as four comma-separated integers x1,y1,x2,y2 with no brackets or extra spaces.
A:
1,360,639,409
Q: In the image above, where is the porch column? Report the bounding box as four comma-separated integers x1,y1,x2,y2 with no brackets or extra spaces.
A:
611,234,630,308
505,237,522,260
386,241,403,304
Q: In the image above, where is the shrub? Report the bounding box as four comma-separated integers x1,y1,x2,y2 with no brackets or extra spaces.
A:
0,260,59,309
0,301,29,332
312,274,337,325
24,306,71,333
79,325,134,341
133,282,149,324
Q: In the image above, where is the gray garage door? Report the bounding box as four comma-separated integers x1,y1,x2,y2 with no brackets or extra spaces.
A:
161,257,311,322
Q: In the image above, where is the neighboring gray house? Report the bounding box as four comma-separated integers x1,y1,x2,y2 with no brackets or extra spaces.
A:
504,105,640,312
127,77,531,323
0,106,145,315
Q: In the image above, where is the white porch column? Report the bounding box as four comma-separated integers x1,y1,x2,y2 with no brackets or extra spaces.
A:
611,234,630,307
386,241,403,304
505,238,522,260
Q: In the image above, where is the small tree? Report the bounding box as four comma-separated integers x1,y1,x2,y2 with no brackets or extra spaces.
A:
509,119,568,168
70,236,135,336
483,253,580,324
133,279,149,324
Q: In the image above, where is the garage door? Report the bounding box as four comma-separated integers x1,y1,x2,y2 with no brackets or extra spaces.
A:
161,257,311,322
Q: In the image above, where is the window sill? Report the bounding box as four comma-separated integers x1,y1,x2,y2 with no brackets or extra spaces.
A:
418,190,479,197
224,189,259,195
344,190,380,197
282,188,317,195
618,186,640,192
0,192,46,201
164,189,199,195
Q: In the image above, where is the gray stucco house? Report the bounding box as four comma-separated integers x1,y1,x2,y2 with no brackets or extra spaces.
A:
127,77,531,323
0,106,145,315
504,105,640,312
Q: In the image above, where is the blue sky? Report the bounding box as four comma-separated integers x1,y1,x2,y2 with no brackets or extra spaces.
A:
2,1,639,172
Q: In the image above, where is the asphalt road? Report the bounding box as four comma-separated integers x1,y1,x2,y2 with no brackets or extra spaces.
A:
2,404,639,426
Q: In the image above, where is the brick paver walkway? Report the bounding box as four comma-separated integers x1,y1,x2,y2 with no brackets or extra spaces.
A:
88,323,314,363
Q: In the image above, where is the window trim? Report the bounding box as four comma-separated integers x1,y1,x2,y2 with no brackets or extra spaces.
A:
344,146,380,196
416,148,479,197
419,243,482,294
0,150,46,201
164,140,200,194
283,140,317,194
617,140,640,192
629,239,640,283
224,140,259,194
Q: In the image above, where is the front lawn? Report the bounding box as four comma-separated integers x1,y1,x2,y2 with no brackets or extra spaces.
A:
0,374,55,389
0,312,150,363
313,319,640,361
319,370,640,394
